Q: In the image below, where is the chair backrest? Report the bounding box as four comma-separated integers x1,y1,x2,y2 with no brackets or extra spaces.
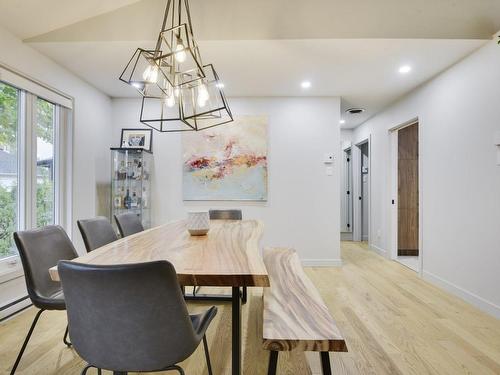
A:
208,209,243,220
58,260,199,372
14,226,77,308
114,212,144,237
77,217,118,252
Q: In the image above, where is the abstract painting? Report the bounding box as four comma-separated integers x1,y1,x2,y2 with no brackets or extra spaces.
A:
182,116,268,201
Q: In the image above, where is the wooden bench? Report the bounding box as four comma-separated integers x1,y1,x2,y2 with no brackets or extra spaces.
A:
262,248,347,375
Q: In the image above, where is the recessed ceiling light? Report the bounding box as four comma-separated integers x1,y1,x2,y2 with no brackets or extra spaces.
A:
399,65,412,74
301,81,311,89
340,120,346,124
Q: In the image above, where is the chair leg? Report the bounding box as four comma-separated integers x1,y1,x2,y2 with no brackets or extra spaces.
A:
80,364,93,375
63,324,72,347
320,352,332,375
202,334,213,375
267,351,279,375
163,365,184,375
10,309,44,375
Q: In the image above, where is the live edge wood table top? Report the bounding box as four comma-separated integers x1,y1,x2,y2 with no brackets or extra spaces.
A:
49,219,270,288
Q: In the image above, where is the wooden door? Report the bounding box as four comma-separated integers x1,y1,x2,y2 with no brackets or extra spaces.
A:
398,123,419,256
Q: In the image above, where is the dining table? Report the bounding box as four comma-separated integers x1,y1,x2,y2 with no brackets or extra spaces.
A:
49,219,270,375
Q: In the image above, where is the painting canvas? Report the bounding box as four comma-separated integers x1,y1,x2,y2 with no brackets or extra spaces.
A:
182,116,268,201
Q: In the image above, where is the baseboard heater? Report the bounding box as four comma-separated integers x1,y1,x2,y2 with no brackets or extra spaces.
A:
0,295,31,322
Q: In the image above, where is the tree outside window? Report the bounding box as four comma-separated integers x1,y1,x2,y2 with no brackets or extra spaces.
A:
0,83,56,258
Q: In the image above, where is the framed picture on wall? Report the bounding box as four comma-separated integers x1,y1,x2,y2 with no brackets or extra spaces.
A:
120,128,153,151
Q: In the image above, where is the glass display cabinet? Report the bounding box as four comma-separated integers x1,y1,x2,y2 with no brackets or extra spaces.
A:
110,148,152,232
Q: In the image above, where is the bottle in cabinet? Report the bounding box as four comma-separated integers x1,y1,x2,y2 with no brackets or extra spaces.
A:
124,189,132,209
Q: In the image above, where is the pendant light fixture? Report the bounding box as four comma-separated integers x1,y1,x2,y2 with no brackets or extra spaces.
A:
119,0,233,132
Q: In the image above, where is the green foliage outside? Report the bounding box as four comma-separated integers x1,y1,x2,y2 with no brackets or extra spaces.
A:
0,82,55,258
0,185,17,257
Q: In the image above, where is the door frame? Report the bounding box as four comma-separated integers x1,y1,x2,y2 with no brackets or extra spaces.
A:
352,136,371,244
389,118,423,276
340,144,353,235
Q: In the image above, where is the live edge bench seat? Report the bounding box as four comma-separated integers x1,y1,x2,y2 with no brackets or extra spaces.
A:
262,247,347,375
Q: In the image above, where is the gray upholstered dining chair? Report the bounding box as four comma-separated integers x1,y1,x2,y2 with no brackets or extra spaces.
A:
209,209,243,220
10,226,77,374
58,260,217,375
77,217,118,252
114,212,144,237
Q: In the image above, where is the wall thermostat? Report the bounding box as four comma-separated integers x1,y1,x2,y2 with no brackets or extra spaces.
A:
323,153,334,164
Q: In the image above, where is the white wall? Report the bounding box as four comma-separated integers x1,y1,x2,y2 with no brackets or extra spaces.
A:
0,25,112,316
340,129,353,145
353,39,500,318
112,97,342,264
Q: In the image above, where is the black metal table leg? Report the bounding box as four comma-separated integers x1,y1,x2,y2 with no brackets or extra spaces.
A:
232,286,241,375
267,351,279,375
320,352,332,375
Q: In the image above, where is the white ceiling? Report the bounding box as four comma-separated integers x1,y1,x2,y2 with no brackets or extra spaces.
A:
3,0,500,41
28,39,485,128
0,0,495,128
0,0,140,39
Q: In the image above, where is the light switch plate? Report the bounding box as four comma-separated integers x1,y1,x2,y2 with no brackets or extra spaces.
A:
326,167,333,176
323,153,334,164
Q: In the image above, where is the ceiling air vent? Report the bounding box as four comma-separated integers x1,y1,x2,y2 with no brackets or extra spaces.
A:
346,108,365,115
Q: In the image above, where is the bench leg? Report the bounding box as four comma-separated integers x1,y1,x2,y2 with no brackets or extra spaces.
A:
320,352,332,375
267,351,279,375
241,287,247,304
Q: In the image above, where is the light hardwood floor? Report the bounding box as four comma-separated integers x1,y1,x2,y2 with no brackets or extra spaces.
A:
1,241,499,374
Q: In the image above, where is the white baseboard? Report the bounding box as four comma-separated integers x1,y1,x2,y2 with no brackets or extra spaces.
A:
369,244,388,258
340,232,353,241
302,259,343,267
423,270,500,319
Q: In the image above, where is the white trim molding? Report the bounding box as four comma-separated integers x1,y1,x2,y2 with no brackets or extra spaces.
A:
423,270,500,319
301,259,343,267
370,244,388,258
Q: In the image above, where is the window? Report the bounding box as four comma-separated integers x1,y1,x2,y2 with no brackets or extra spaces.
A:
0,82,20,259
36,98,56,227
0,77,71,264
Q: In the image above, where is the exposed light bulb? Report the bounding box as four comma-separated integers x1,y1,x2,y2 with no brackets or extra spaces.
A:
197,84,209,108
198,84,209,101
175,44,187,63
197,97,208,108
142,64,158,83
165,95,175,108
